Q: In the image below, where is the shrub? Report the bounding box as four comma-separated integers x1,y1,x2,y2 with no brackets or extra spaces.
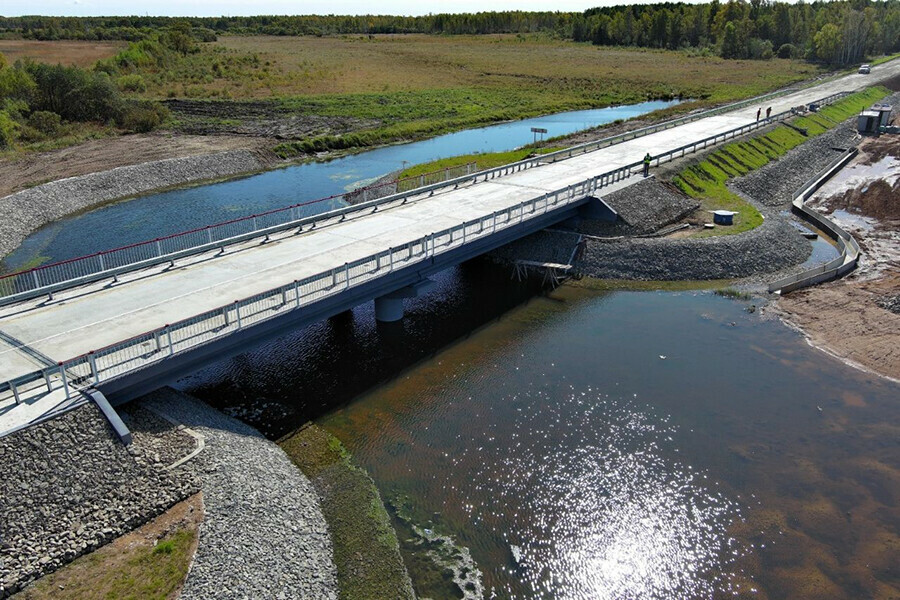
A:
118,101,169,132
748,38,774,60
24,62,124,122
117,73,147,92
0,66,37,103
0,110,18,149
777,43,797,59
27,110,62,135
0,52,7,70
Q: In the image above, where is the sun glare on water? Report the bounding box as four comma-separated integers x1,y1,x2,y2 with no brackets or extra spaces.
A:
446,388,742,599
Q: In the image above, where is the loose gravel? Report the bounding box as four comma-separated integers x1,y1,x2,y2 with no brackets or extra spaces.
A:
140,388,338,600
0,403,198,598
577,178,699,236
0,150,267,258
876,294,900,315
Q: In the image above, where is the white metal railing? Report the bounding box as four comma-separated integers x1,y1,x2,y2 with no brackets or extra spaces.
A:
0,169,632,407
0,89,856,407
0,85,809,307
0,162,475,305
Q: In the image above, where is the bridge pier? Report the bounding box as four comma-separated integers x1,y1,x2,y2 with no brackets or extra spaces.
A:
374,279,436,322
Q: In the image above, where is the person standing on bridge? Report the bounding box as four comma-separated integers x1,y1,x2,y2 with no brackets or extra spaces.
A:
643,153,652,177
766,106,772,120
756,108,761,121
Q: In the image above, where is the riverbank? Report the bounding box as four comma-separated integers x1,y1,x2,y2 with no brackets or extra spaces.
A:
2,388,343,599
0,148,278,260
279,424,415,599
772,129,900,382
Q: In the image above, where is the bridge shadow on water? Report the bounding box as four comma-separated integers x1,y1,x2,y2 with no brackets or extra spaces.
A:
177,258,561,439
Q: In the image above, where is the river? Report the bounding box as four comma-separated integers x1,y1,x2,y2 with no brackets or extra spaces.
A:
2,100,679,271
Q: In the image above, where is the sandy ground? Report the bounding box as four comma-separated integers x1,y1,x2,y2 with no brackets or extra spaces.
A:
0,132,272,197
773,134,900,382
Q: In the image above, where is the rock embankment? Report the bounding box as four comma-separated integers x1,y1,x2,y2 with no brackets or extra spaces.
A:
0,403,198,597
0,150,269,259
578,217,809,280
141,388,339,600
734,122,860,207
578,177,699,236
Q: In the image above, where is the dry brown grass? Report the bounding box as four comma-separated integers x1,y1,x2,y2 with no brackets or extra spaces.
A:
213,34,821,101
0,40,125,67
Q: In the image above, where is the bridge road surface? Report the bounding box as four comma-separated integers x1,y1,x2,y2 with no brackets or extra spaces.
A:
0,61,898,432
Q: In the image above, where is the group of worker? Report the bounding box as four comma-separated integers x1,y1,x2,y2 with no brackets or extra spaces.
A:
640,104,775,178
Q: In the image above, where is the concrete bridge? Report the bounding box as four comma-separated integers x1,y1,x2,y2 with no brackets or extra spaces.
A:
0,61,897,433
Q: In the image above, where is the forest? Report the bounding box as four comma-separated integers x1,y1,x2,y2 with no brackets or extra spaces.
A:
1,1,898,64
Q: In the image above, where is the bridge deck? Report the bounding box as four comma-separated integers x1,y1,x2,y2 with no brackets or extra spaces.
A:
0,63,896,430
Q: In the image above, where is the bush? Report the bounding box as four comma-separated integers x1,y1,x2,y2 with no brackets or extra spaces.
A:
748,38,774,60
117,73,147,92
0,110,18,149
0,66,37,103
0,52,7,70
118,101,169,132
27,110,62,135
777,43,797,59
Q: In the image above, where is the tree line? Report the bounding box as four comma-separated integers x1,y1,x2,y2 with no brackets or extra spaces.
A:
574,1,899,63
0,2,898,64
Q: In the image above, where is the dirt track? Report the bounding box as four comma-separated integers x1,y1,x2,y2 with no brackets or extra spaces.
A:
0,133,272,197
774,135,900,382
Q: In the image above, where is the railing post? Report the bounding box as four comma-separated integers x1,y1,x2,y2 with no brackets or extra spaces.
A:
10,380,19,405
98,254,105,271
294,280,301,307
156,240,162,257
59,363,70,399
345,263,350,289
165,325,174,355
390,247,395,271
32,270,40,289
88,351,99,382
234,303,242,330
208,227,213,244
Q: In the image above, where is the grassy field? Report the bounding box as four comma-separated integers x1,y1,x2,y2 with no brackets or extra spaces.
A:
0,40,124,67
398,147,562,178
673,85,890,237
0,34,833,159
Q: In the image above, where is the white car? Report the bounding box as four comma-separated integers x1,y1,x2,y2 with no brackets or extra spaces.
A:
859,64,871,74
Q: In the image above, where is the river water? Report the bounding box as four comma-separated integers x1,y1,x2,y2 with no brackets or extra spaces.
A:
2,100,679,272
181,263,900,600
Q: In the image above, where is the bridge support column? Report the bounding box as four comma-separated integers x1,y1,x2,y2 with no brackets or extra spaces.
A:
374,296,405,322
374,278,436,323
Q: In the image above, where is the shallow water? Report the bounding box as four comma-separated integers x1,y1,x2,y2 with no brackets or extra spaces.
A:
2,100,680,272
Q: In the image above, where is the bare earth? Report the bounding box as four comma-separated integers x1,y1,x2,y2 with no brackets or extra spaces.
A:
774,135,900,382
0,133,271,197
